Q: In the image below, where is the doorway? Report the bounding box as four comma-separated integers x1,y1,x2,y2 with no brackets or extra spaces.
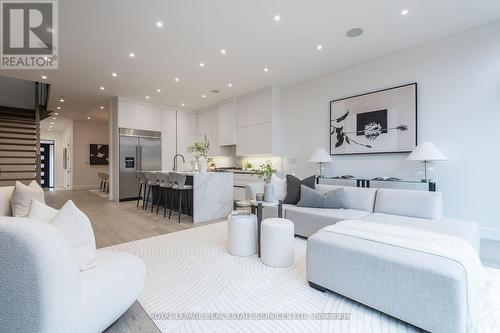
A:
40,140,54,188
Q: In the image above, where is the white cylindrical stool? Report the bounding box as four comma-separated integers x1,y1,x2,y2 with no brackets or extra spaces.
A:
228,211,257,256
261,218,294,268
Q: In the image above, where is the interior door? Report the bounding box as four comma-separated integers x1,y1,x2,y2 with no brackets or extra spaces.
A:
119,136,139,200
139,138,161,171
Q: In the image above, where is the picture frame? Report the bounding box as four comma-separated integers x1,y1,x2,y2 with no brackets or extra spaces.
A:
329,83,417,155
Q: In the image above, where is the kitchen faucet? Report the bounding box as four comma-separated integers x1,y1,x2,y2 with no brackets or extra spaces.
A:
172,154,185,171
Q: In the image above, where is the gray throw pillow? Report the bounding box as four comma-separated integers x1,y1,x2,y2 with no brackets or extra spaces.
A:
297,185,348,209
283,175,315,204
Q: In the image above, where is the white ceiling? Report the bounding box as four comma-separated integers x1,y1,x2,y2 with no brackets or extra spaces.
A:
2,0,500,123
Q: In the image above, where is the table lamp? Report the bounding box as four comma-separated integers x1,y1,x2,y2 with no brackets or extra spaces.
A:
407,142,447,182
308,148,332,177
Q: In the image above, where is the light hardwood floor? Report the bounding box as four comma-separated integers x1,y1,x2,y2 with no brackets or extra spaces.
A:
44,189,500,333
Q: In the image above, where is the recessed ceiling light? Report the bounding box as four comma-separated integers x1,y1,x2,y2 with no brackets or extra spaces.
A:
220,49,226,55
129,52,135,58
48,128,52,131
59,98,65,102
401,9,409,15
50,122,54,125
100,106,104,109
99,86,105,90
199,62,205,67
264,68,269,72
87,117,91,120
156,21,163,28
41,75,47,80
228,83,233,87
156,89,161,93
56,106,61,110
145,95,150,99
174,77,180,82
345,28,364,38
201,94,206,98
181,103,185,106
54,112,59,115
273,15,281,22
316,45,323,51
52,117,56,120
112,72,117,77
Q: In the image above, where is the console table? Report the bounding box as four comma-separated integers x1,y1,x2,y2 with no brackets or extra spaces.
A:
316,176,437,192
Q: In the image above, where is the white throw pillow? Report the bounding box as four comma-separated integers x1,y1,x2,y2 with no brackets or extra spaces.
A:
28,198,59,223
271,174,287,201
11,181,45,217
50,200,97,271
0,186,14,216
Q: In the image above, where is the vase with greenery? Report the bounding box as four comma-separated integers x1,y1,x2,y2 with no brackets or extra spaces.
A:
254,161,277,202
186,135,210,172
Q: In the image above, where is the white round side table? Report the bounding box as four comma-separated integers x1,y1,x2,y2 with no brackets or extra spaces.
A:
227,211,257,256
260,218,295,268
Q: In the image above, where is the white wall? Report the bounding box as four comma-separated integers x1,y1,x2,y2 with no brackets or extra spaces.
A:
72,120,109,189
282,21,500,238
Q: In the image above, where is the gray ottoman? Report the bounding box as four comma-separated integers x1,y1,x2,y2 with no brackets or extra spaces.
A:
307,226,468,333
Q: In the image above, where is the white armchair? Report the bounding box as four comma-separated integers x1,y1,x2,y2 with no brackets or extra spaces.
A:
0,217,145,333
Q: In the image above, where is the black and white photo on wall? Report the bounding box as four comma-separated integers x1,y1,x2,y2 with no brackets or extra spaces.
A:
90,144,109,165
330,83,417,155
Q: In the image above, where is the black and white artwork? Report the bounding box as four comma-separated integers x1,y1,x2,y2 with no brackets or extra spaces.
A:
90,144,109,165
330,83,417,155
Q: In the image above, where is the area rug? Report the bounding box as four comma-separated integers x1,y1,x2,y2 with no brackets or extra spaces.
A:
107,222,500,333
89,189,109,199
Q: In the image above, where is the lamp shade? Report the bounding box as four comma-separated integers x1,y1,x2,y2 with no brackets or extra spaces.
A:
308,148,332,163
407,142,447,161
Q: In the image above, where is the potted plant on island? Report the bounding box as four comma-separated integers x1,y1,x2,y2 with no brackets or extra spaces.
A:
186,135,210,173
254,160,277,202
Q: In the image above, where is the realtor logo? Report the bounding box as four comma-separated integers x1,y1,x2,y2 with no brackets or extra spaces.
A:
1,0,58,69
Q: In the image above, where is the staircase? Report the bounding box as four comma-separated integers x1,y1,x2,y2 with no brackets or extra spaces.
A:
0,81,51,187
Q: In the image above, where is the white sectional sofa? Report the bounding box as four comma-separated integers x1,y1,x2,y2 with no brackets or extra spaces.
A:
263,184,480,253
0,186,146,333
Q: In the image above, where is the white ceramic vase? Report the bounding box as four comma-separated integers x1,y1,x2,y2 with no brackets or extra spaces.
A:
264,183,275,202
197,157,207,173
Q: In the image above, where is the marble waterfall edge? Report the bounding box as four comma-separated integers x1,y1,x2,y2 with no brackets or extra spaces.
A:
192,173,233,223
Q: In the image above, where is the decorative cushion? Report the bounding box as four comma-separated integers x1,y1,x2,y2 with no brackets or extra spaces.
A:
271,174,287,201
11,181,45,217
50,200,97,271
283,175,315,204
0,186,14,216
297,185,348,209
28,198,59,223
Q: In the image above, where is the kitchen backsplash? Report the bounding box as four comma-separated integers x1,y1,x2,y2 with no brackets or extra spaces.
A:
211,154,283,172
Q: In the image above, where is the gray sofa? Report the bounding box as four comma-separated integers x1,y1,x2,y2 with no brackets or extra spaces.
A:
263,184,480,253
300,186,479,333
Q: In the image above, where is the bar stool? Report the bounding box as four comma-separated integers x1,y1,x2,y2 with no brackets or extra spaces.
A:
97,172,105,192
155,172,171,217
168,172,193,223
101,172,109,193
136,171,147,208
144,171,159,212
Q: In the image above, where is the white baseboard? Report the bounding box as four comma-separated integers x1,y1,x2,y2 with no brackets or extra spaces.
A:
71,185,100,190
481,227,500,241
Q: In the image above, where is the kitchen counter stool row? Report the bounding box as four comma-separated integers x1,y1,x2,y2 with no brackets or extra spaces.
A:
136,171,193,222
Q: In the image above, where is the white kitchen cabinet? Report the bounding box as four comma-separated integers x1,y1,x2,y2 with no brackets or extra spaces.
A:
236,86,281,156
196,108,223,157
217,101,236,146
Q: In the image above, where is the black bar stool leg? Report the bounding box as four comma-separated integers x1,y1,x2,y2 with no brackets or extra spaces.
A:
145,185,151,210
164,188,169,218
151,186,156,213
169,190,176,219
136,184,142,207
178,190,183,223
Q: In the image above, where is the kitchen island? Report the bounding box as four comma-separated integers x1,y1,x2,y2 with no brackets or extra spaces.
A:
155,171,233,223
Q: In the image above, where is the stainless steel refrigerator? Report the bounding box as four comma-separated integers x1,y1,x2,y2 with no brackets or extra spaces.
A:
119,128,161,201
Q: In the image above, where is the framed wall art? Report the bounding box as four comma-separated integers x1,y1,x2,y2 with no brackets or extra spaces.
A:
330,83,417,155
